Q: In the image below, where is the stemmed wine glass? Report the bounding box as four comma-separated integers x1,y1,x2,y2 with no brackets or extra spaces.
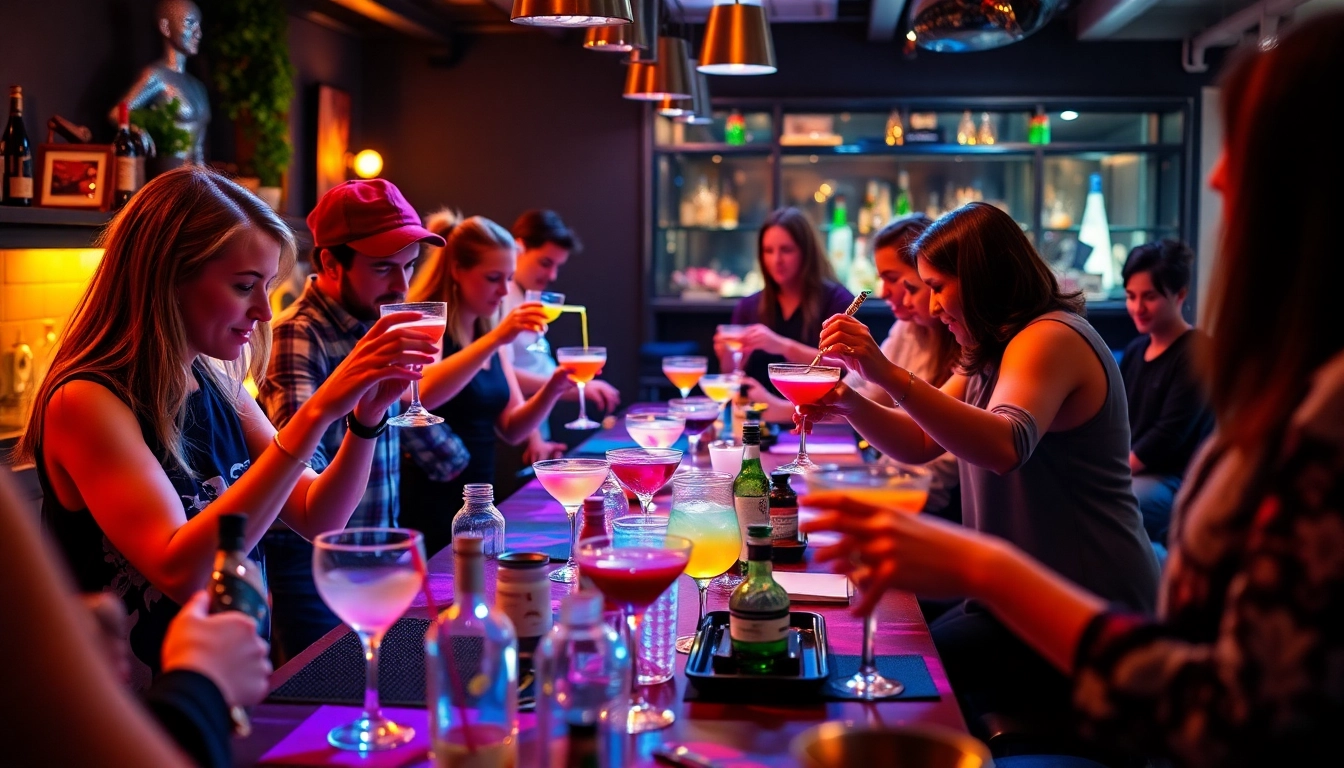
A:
312,528,425,750
717,324,749,373
768,363,842,474
665,470,740,654
380,301,447,427
625,409,686,449
807,465,932,699
668,397,721,464
533,458,611,583
524,290,564,353
698,373,742,440
662,355,708,398
576,527,692,733
556,346,606,430
606,447,682,517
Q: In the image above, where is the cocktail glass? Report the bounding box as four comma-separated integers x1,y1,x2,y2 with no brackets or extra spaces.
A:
626,411,686,449
524,290,564,353
312,528,425,750
668,397,722,464
662,355,708,398
556,346,607,430
707,439,744,478
807,465,932,699
575,530,692,733
606,447,682,517
717,324,749,373
380,302,447,427
698,373,742,440
768,363,842,474
665,471,740,653
533,458,611,583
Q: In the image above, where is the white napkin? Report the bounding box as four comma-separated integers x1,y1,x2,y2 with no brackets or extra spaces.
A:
773,572,853,604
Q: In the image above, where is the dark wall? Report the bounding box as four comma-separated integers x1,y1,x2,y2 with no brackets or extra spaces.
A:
287,13,364,214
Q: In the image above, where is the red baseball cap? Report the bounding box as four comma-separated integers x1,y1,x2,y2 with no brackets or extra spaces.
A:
307,179,445,257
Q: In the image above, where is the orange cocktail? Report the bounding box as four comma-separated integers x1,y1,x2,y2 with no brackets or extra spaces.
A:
662,355,708,398
556,346,607,430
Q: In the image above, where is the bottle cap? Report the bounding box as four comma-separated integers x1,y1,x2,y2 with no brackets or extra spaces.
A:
560,591,602,625
217,514,246,551
118,102,129,125
497,551,548,570
747,523,773,542
1089,172,1103,193
741,422,761,443
452,533,485,556
769,471,794,488
582,495,605,515
463,483,494,501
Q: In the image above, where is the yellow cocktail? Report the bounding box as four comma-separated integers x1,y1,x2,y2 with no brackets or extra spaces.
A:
667,470,740,653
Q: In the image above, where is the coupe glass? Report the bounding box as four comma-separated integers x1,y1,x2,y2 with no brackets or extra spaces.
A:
807,465,932,699
380,302,447,427
556,346,606,430
768,363,842,473
668,397,722,464
662,355,708,398
665,470,739,653
524,289,564,353
312,528,425,750
717,324,749,373
698,373,742,440
606,447,682,517
625,411,686,449
534,458,612,583
576,529,692,733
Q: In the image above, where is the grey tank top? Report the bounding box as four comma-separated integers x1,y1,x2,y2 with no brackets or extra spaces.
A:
961,310,1159,612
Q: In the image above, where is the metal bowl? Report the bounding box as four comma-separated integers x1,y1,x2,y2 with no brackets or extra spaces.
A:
792,722,993,768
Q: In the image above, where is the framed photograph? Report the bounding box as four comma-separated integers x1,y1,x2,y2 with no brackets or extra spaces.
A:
38,144,115,210
315,84,351,199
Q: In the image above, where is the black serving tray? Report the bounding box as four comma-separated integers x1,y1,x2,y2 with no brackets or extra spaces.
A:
685,611,829,699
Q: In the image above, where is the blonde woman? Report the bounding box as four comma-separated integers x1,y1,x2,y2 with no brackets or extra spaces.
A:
13,167,435,687
401,210,573,555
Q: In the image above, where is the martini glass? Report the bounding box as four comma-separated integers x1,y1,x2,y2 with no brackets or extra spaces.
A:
380,301,447,427
606,447,682,517
807,465,931,699
626,411,686,449
556,346,606,430
533,458,611,583
665,470,740,653
717,324,749,373
668,397,721,464
662,355,708,398
312,528,425,750
768,363,842,474
575,530,692,733
698,373,742,441
524,289,564,353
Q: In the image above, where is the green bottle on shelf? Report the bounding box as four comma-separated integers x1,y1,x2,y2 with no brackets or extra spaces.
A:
729,523,791,674
725,110,746,146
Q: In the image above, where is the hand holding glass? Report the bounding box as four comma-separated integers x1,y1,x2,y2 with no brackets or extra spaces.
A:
769,363,842,474
380,302,447,427
717,325,749,373
557,346,606,430
524,290,564,353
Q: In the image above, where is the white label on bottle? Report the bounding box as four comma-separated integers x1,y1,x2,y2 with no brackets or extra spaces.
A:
734,495,769,561
730,612,790,644
770,508,798,541
116,156,138,192
495,580,552,639
9,176,32,198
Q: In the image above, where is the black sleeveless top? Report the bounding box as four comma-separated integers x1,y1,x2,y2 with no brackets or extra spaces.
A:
38,363,262,689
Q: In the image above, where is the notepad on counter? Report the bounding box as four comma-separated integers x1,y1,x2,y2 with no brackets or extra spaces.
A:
773,572,853,604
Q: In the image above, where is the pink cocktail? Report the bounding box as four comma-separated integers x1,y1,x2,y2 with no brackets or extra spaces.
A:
534,458,611,584
381,301,448,428
768,363,842,474
606,447,682,516
625,413,686,449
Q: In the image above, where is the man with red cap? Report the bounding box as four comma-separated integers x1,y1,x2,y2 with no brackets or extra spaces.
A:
258,179,470,662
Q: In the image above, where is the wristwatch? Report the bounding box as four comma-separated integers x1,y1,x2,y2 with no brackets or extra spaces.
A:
346,410,390,439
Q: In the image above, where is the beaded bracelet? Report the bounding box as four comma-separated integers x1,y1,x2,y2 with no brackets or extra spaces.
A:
272,433,313,470
896,368,916,407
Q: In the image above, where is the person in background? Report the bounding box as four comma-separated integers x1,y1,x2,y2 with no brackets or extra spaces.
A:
13,168,429,686
718,207,854,398
401,210,575,555
806,201,1158,723
802,15,1344,765
504,209,620,463
1119,240,1213,560
259,179,470,664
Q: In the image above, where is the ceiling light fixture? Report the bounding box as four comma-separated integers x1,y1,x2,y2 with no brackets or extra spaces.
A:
909,0,1061,53
1060,110,1079,121
511,0,632,28
584,0,656,52
624,36,694,100
698,0,776,75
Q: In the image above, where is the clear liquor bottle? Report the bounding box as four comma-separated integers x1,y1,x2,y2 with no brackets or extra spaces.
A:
729,524,791,674
451,483,505,558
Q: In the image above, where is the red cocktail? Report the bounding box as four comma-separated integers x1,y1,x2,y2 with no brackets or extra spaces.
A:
768,363,842,474
606,447,681,516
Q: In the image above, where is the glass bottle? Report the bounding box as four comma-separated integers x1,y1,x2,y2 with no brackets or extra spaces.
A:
894,170,913,216
578,495,612,545
976,112,997,145
208,514,269,634
536,591,628,742
729,524,791,674
113,102,142,210
3,85,33,206
724,110,746,146
451,483,505,558
717,173,739,229
768,472,803,563
732,423,770,568
826,195,853,286
426,535,519,767
1079,172,1116,296
956,110,977,146
884,109,904,146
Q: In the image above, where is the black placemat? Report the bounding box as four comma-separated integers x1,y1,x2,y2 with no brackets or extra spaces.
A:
684,654,939,704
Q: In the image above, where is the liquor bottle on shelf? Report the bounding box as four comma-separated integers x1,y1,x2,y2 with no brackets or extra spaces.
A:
857,180,876,236
826,195,853,285
426,535,519,768
956,110,977,146
1029,113,1052,145
925,191,942,219
729,524,791,674
1079,172,1116,296
3,85,34,206
692,175,718,227
113,102,142,210
451,483,505,558
884,110,904,146
725,110,746,146
976,112,996,145
894,170,913,216
732,423,769,567
717,174,739,229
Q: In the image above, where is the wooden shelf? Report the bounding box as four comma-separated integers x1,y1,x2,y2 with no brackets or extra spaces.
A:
0,206,112,228
0,207,310,250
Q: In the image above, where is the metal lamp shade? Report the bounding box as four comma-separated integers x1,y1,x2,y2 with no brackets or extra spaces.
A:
623,37,694,101
584,0,655,52
673,71,714,124
910,0,1061,52
697,2,777,75
660,62,711,118
512,0,632,28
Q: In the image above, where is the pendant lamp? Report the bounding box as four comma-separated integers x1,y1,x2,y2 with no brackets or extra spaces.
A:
624,36,693,101
675,71,714,124
697,0,776,75
584,0,656,53
657,59,705,116
512,0,632,27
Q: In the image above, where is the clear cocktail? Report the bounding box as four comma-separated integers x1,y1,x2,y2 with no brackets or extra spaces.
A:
606,447,681,517
533,458,611,583
768,363,842,474
556,346,606,430
665,471,740,653
662,355,708,398
625,412,686,449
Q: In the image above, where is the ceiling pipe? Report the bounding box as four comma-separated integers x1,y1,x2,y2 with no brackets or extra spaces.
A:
1181,0,1311,73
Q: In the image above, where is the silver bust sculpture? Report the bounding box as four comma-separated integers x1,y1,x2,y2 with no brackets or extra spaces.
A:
113,0,210,164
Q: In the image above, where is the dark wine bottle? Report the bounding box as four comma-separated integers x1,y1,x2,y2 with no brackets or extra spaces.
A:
112,102,140,210
208,514,269,634
2,85,34,206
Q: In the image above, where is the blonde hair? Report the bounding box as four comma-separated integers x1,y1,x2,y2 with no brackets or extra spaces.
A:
411,209,516,349
14,166,297,474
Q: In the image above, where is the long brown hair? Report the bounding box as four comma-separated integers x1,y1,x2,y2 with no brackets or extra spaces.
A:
884,215,961,386
14,166,296,472
1201,15,1344,448
410,209,515,349
756,207,838,344
913,202,1083,376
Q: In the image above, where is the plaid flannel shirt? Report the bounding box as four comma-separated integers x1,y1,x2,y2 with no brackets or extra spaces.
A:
259,276,469,529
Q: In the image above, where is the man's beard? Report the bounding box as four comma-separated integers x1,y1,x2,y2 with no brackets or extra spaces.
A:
339,274,404,322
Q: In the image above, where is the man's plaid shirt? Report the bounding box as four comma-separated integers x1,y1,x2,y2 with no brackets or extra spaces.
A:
259,276,469,528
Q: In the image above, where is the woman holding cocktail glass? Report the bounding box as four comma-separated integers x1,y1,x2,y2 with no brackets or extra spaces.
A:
401,210,575,555
802,201,1158,715
12,167,434,687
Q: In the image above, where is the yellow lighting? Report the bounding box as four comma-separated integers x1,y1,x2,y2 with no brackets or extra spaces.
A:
819,183,833,195
906,30,916,42
813,191,826,203
352,149,383,179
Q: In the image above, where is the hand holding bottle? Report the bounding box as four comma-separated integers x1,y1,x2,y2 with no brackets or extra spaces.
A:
161,592,272,709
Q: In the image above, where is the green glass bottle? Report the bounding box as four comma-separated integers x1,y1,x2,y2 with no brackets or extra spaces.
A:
733,422,770,568
729,524,791,673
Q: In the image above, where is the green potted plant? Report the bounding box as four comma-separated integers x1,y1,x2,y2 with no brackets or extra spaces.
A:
131,98,195,177
202,0,295,210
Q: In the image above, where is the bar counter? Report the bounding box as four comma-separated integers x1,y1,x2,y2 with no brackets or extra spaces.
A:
235,420,963,766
